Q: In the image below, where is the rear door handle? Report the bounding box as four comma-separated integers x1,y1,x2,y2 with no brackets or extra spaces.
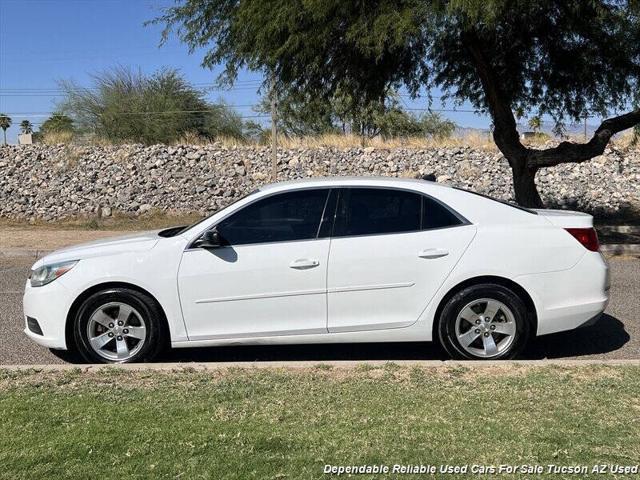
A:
418,248,449,259
289,258,320,269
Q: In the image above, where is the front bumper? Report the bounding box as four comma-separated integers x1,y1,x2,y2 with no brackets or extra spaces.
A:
23,279,73,350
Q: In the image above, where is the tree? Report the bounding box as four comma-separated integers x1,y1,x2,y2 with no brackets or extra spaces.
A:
418,112,456,139
528,116,542,134
0,114,11,145
40,113,74,134
154,0,640,207
257,87,337,137
257,87,456,141
19,120,33,135
58,67,246,144
242,120,266,143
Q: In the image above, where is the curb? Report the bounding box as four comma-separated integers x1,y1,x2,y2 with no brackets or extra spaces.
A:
2,359,640,371
600,244,640,256
598,225,640,234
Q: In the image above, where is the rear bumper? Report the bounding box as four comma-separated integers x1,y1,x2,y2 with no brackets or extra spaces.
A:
516,252,609,336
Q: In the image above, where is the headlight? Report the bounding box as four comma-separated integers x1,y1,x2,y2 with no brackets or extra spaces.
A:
29,260,79,287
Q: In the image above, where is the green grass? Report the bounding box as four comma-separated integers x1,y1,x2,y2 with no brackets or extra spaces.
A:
0,365,639,479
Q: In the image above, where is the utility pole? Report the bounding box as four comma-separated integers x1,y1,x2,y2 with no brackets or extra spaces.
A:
270,76,278,181
584,115,588,141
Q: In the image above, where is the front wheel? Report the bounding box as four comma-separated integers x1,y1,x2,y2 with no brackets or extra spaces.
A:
438,284,531,360
73,288,166,363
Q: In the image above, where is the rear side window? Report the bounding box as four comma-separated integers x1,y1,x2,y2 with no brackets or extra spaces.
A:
423,196,464,229
216,189,330,245
333,188,422,237
332,187,465,237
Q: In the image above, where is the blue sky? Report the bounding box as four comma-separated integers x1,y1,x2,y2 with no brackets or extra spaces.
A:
0,0,492,144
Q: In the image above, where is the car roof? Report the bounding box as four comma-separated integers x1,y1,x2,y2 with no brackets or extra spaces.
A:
258,176,453,193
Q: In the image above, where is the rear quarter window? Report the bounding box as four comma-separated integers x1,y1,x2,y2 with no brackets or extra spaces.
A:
453,187,538,215
422,196,465,229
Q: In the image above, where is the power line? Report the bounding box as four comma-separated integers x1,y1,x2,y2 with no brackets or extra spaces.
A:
1,108,263,116
0,107,477,117
0,87,262,96
0,81,263,93
1,112,270,120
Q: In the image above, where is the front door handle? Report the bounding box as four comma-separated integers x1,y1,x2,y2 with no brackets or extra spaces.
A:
418,248,449,259
289,258,320,269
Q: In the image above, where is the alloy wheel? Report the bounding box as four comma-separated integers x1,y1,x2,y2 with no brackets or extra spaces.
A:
454,298,517,358
86,301,147,361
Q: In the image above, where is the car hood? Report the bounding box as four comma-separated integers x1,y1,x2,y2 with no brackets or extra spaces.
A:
33,230,161,268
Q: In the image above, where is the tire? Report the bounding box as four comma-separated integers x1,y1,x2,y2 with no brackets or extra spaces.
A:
73,288,166,363
437,284,531,360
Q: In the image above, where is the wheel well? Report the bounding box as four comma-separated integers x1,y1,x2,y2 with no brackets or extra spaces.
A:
432,276,538,341
65,282,171,352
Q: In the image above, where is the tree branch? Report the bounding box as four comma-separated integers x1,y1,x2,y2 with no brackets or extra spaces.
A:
526,109,640,168
462,31,527,163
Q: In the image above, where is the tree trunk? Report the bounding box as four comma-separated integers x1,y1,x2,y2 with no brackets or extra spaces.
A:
462,31,640,208
511,163,542,208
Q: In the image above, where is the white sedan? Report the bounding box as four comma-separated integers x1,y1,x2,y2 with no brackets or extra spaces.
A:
23,177,609,363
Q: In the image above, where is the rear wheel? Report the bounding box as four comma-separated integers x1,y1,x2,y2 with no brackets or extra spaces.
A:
73,288,166,363
438,284,530,360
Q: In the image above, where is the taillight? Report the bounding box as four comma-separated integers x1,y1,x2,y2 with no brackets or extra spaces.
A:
564,228,599,252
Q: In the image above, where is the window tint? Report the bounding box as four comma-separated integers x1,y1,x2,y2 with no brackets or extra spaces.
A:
216,189,329,245
317,189,338,238
422,196,463,229
452,187,538,215
333,188,421,237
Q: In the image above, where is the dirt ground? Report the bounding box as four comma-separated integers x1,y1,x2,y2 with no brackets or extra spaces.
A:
0,227,126,250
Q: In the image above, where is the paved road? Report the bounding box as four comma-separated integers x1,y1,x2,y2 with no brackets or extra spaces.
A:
1,257,638,365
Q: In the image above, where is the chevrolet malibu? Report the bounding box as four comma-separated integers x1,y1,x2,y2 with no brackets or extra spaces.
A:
23,177,609,363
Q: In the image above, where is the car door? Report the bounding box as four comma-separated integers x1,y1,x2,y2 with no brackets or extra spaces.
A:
327,187,476,332
178,188,333,341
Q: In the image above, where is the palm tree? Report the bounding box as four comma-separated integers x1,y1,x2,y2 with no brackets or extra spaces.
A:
528,116,542,134
20,120,33,134
0,114,11,145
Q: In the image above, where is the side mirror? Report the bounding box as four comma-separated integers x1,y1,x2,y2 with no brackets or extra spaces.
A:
196,228,223,249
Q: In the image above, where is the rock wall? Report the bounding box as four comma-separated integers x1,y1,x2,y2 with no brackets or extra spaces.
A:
0,144,638,221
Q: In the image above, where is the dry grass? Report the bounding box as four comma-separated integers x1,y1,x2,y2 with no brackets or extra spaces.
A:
40,131,74,145
34,129,640,151
275,132,497,150
137,131,500,150
173,131,254,147
614,129,640,149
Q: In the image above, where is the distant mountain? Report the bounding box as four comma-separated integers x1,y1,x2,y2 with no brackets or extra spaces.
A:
453,122,600,139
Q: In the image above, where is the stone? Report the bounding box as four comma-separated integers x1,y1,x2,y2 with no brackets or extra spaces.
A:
0,143,637,221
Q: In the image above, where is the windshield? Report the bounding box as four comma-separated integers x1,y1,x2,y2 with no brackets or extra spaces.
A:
171,189,261,236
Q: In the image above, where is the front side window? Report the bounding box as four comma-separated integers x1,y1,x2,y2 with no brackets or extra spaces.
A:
216,189,330,245
333,188,422,237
